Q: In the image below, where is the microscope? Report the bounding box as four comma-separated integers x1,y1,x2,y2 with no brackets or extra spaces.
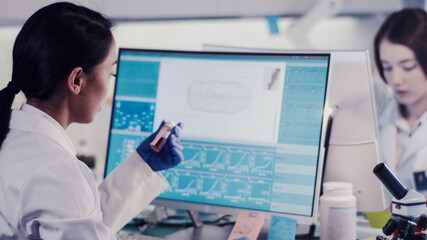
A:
373,163,427,240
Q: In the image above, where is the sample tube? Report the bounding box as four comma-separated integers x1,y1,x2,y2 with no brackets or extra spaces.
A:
150,121,176,152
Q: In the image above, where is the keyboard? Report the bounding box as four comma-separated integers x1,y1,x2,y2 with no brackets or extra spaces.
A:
116,230,166,240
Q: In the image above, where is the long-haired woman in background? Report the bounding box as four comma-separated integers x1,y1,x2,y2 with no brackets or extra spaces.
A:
375,8,427,197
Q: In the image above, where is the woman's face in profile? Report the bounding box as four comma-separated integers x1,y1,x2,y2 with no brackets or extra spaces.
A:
75,39,118,123
379,39,427,107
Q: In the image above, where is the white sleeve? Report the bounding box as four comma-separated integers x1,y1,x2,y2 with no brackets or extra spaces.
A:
99,151,169,233
19,159,116,240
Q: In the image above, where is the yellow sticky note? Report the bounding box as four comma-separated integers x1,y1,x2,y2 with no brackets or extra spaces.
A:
365,210,391,228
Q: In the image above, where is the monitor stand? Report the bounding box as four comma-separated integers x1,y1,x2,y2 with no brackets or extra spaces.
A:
187,210,203,228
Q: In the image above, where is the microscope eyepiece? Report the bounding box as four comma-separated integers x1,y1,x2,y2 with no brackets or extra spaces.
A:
373,163,408,200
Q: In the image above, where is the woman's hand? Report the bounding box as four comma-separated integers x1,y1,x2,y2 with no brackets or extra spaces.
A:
136,122,184,171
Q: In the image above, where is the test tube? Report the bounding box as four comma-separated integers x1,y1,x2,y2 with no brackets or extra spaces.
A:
150,121,176,152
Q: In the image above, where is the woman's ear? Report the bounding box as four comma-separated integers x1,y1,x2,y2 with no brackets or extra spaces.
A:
67,67,84,95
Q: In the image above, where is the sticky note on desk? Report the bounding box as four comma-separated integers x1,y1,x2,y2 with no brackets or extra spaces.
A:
268,215,297,240
227,212,265,240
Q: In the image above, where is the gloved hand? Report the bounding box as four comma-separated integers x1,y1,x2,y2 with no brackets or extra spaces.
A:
136,121,184,171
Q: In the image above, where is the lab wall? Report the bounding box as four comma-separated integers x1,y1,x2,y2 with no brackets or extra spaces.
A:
0,15,387,182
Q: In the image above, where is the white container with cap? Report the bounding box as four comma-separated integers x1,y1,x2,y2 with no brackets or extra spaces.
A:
319,181,357,240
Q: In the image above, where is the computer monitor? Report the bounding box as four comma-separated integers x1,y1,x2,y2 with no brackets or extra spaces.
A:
321,51,386,212
202,44,387,212
104,48,331,227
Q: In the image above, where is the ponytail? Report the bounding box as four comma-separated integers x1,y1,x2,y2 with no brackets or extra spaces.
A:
0,82,20,148
1,2,113,148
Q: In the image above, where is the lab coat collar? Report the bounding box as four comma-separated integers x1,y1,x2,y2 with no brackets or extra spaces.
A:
380,98,427,130
399,114,427,167
9,103,77,156
381,98,427,168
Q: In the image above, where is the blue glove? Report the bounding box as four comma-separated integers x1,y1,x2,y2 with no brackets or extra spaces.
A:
136,121,184,171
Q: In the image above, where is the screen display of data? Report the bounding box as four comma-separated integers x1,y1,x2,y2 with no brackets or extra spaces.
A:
105,49,330,217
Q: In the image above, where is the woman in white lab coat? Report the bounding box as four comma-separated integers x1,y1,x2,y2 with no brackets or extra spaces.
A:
374,8,427,196
0,2,183,239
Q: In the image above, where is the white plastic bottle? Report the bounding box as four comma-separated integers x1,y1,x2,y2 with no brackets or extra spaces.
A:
320,181,357,240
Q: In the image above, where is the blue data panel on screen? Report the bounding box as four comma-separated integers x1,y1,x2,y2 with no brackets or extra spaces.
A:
115,59,160,99
105,133,148,174
105,50,329,218
175,141,275,178
112,100,155,132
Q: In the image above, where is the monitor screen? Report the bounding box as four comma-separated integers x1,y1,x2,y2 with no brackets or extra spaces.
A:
104,49,330,224
201,44,387,212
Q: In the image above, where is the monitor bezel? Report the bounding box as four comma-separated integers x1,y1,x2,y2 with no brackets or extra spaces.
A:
104,48,332,225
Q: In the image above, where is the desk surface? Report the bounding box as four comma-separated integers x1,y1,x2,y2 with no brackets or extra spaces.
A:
124,208,385,240
123,220,383,240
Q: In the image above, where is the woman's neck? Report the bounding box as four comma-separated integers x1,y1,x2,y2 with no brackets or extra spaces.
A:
399,103,427,129
26,99,69,129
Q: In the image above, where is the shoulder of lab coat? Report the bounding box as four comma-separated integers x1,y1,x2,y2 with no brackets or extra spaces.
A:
18,154,116,239
377,96,427,185
1,109,116,239
99,151,169,233
1,105,168,238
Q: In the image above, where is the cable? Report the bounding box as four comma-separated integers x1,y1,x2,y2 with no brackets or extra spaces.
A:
127,214,234,229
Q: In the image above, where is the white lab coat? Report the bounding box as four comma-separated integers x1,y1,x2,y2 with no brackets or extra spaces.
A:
378,97,427,197
0,104,168,239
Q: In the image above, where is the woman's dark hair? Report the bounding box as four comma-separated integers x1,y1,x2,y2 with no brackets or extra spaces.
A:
0,2,114,148
374,8,427,82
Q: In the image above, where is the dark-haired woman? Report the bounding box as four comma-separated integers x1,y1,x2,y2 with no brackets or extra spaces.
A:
0,2,183,239
375,8,427,196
